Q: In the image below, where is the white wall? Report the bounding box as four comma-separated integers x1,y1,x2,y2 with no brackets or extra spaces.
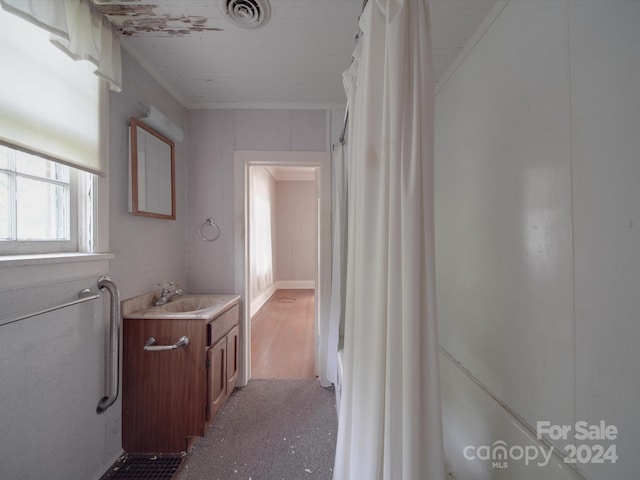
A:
275,180,317,283
435,1,640,479
186,109,327,294
0,49,187,480
0,277,116,480
109,51,187,296
570,2,640,479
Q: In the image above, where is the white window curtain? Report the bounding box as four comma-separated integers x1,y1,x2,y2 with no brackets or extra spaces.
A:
0,0,122,176
249,166,274,299
0,0,122,92
333,0,445,478
1,0,121,92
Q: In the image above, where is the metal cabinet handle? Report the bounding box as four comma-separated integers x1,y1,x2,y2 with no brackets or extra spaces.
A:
144,336,190,351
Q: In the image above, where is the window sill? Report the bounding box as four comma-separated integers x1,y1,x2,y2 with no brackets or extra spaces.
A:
0,252,114,291
0,252,114,267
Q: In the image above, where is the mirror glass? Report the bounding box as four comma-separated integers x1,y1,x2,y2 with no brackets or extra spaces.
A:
129,117,175,219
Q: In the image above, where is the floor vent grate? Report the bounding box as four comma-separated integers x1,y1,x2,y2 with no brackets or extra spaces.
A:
279,297,296,303
102,455,183,480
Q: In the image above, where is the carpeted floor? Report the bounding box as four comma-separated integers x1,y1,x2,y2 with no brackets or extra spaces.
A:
175,379,338,480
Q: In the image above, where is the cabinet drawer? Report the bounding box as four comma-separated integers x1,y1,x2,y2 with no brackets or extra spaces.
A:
208,304,239,346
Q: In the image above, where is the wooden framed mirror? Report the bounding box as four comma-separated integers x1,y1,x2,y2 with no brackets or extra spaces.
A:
129,117,176,220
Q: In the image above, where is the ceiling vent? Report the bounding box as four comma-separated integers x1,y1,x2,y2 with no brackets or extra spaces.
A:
220,0,271,29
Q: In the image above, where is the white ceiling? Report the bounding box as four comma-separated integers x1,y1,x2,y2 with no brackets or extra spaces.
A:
92,0,497,109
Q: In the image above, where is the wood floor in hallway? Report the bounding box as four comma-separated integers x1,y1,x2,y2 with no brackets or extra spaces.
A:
251,289,316,379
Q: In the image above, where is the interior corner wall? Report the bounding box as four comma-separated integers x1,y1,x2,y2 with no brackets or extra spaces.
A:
434,1,640,479
275,180,317,284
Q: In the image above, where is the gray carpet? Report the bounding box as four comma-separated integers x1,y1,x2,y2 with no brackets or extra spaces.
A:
175,379,338,480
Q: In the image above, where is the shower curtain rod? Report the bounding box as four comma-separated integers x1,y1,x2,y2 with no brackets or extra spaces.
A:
339,110,349,145
338,0,368,145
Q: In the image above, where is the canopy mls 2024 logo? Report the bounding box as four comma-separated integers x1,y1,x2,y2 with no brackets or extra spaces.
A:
463,420,618,469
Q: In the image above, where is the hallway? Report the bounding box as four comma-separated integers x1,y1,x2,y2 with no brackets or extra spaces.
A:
251,289,316,379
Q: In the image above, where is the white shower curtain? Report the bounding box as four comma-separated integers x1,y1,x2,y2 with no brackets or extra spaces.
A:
333,0,445,478
327,140,348,385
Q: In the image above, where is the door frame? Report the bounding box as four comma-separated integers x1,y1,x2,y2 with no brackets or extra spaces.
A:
234,150,332,387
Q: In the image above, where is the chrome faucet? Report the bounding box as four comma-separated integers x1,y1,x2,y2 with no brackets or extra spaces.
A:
153,281,183,306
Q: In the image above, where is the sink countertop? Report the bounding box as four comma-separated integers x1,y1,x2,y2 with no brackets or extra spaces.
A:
122,293,240,320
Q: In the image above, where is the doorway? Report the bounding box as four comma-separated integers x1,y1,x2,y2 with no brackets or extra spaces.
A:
248,164,318,378
234,151,332,387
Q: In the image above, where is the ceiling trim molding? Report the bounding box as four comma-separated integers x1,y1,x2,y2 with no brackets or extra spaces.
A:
184,101,348,111
435,0,510,96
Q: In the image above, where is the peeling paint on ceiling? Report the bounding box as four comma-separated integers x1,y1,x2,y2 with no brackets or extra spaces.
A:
91,2,223,36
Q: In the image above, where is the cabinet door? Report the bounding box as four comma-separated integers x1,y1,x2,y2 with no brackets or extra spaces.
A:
226,325,240,396
207,336,227,422
123,318,205,453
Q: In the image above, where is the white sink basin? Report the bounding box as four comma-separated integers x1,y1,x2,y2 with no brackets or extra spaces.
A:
159,296,223,313
124,294,239,320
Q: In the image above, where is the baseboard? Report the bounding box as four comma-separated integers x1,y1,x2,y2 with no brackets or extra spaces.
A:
93,448,125,480
275,280,315,290
250,283,278,319
250,280,316,319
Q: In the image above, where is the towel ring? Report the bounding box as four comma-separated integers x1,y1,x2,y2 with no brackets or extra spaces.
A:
199,218,220,242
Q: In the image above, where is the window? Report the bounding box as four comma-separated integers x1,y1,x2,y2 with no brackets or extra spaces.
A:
0,145,85,254
0,7,103,257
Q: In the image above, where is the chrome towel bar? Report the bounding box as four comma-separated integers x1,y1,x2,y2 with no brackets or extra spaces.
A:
0,289,100,327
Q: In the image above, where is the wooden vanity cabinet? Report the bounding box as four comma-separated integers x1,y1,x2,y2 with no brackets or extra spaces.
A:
123,303,239,454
